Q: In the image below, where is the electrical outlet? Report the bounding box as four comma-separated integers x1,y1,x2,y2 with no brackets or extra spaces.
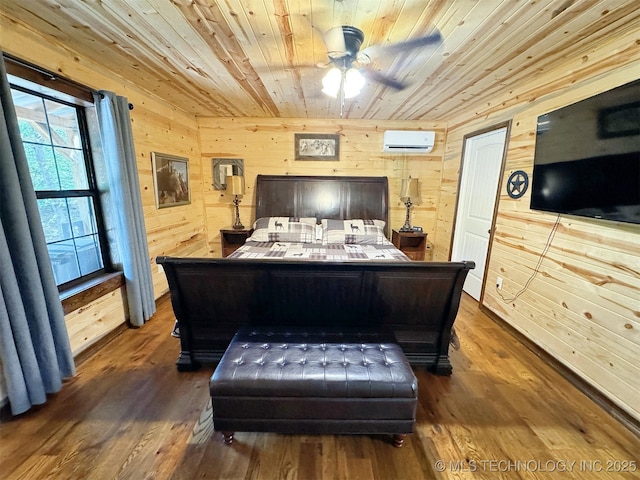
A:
496,276,503,290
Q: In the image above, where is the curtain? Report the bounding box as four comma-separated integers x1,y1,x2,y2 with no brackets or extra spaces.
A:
0,56,76,416
94,91,155,327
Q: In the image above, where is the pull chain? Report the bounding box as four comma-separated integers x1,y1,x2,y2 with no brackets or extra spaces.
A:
339,68,346,118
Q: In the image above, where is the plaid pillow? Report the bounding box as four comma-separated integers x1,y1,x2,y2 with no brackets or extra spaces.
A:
321,219,391,245
249,217,317,243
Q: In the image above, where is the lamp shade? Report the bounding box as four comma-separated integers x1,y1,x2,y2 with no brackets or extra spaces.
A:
321,68,341,98
322,67,365,99
343,68,365,98
227,175,245,196
400,178,419,199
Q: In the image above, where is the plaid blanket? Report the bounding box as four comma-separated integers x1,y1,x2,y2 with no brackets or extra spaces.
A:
228,241,410,261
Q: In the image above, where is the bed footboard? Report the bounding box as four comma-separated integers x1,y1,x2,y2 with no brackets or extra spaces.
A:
156,257,474,374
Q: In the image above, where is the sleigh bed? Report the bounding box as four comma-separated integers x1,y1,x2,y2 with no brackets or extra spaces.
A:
157,175,473,373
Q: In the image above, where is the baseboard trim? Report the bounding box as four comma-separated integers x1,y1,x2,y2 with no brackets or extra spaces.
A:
479,304,640,438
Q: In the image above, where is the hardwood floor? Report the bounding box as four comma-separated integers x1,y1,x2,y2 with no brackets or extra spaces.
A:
1,294,638,480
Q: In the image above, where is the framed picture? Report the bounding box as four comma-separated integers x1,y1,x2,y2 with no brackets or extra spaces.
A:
152,152,190,208
294,133,340,161
212,158,244,190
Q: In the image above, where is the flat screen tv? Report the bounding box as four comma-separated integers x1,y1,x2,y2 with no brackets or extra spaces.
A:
530,79,640,225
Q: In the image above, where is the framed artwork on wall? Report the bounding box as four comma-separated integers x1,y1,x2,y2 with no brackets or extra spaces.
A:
294,133,340,161
152,152,190,208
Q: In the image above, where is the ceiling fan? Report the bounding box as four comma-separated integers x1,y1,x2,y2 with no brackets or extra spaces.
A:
314,25,443,115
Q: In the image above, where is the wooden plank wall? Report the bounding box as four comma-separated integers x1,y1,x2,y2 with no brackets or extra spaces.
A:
197,118,446,257
3,7,639,425
433,26,640,421
1,16,446,359
0,19,208,356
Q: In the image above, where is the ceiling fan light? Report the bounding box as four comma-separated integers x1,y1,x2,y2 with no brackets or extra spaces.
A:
343,68,365,98
322,68,342,98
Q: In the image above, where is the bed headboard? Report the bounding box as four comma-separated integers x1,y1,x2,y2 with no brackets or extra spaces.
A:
255,175,390,237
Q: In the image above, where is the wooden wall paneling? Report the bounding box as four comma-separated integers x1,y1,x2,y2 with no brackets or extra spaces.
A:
488,242,639,337
64,288,128,356
437,28,640,421
3,0,638,425
432,132,464,261
197,117,446,255
125,100,208,294
434,24,640,259
493,216,640,286
1,20,206,360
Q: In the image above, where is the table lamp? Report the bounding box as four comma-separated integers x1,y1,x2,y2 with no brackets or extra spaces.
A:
227,175,245,229
399,177,419,232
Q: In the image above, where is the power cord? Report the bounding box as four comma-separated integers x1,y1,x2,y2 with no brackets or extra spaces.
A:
496,214,561,303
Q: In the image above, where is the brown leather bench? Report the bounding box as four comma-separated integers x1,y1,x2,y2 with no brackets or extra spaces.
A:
210,328,418,447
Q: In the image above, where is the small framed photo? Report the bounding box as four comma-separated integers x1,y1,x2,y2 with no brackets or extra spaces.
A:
294,133,340,161
152,152,190,208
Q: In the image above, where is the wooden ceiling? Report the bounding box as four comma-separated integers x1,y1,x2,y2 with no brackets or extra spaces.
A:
1,0,637,120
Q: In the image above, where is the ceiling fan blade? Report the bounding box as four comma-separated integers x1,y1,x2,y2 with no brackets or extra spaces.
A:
253,62,327,73
361,30,443,58
360,67,407,90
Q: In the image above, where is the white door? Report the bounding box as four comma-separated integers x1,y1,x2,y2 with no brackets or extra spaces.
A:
451,127,507,300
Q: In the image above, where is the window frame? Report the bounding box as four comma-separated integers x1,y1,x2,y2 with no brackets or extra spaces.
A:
9,83,113,292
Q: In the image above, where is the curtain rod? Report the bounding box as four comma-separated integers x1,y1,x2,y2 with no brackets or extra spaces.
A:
98,92,134,110
3,52,133,109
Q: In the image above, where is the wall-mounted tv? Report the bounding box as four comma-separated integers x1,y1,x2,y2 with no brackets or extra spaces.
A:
530,79,640,225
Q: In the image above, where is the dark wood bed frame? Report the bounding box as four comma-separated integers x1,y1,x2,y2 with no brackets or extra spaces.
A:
254,175,391,236
157,175,474,374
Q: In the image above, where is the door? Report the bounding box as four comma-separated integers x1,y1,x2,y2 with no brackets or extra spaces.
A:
451,127,507,300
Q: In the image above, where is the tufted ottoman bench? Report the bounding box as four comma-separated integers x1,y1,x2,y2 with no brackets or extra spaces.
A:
209,328,418,447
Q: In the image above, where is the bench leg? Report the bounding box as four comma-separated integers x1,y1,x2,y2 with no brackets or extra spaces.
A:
392,434,406,447
222,431,234,444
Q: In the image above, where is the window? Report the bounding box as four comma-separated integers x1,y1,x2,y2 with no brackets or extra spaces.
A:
9,85,110,290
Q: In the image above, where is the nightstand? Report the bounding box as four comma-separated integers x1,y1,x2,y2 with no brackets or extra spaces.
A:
220,228,252,257
392,229,428,261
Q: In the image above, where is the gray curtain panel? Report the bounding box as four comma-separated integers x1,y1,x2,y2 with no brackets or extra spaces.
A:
94,91,155,326
0,55,76,416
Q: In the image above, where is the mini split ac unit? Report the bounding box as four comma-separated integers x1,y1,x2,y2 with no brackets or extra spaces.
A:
382,130,435,154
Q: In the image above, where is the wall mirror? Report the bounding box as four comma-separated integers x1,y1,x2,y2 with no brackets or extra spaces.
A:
212,158,244,190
